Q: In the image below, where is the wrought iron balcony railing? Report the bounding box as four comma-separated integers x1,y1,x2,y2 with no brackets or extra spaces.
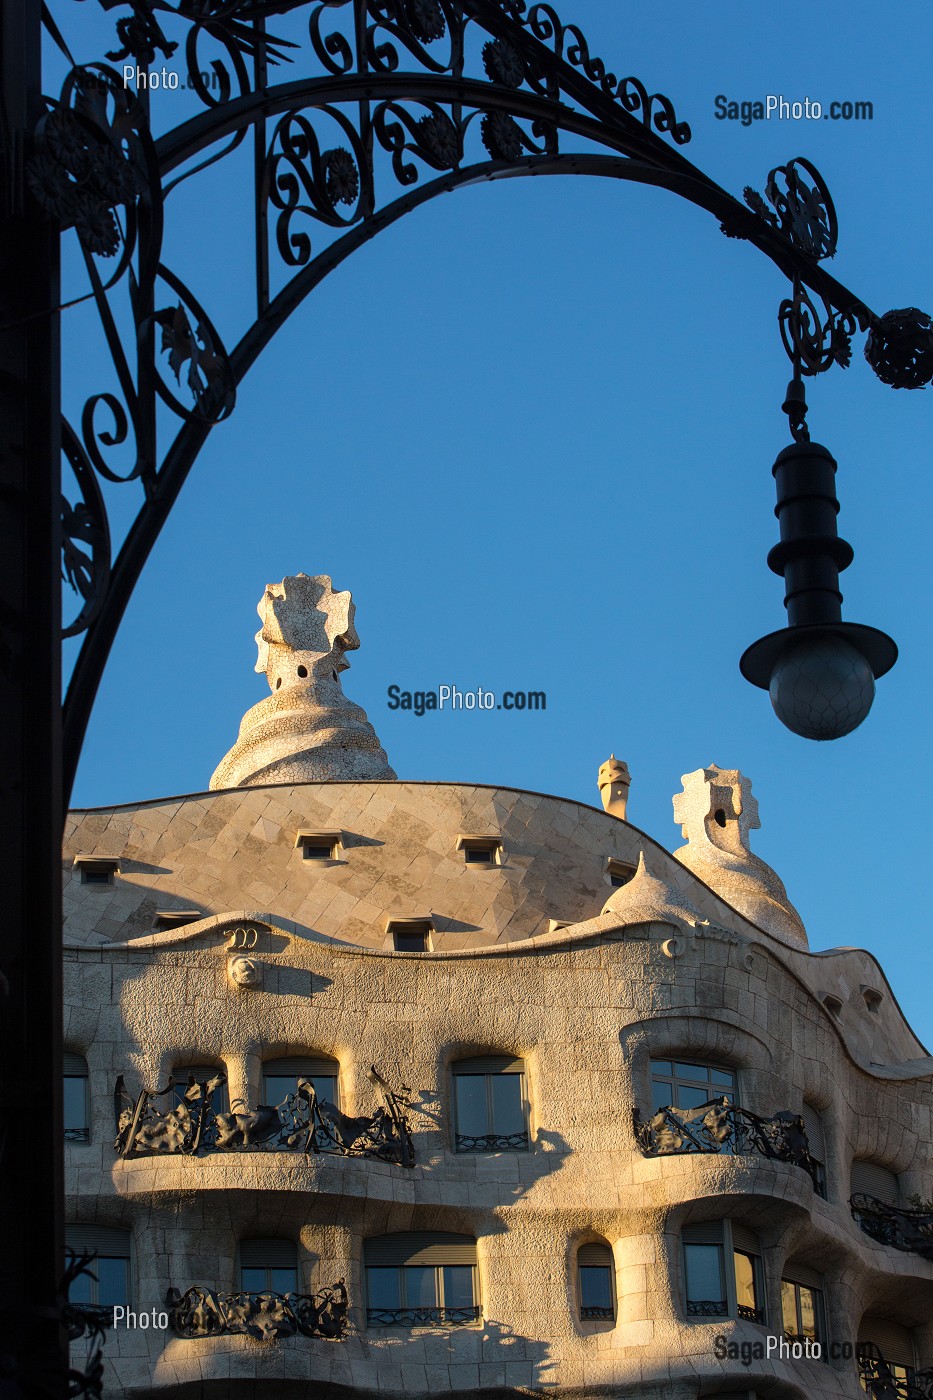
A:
114,1065,414,1166
857,1342,933,1399
635,1097,819,1185
366,1305,481,1328
850,1195,933,1260
580,1305,614,1321
737,1303,766,1324
167,1282,348,1342
686,1299,728,1318
455,1130,529,1153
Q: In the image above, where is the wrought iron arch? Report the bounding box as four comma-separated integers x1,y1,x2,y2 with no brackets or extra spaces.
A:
36,0,933,799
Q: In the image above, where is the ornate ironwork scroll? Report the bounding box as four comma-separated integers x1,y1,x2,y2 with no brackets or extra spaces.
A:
850,1194,933,1260
858,1343,933,1400
30,1,933,800
579,1305,613,1321
366,1303,481,1327
634,1097,819,1185
167,1280,348,1341
455,1129,529,1152
114,1064,415,1164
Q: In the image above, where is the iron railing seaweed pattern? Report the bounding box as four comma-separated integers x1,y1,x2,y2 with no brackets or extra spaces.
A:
857,1343,933,1400
850,1194,933,1261
635,1096,820,1186
167,1281,348,1340
114,1063,415,1165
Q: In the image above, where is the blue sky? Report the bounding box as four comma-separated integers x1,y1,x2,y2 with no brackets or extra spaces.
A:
56,2,932,1045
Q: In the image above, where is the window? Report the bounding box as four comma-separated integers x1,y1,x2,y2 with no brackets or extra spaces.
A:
577,1242,615,1322
651,1058,736,1113
781,1266,825,1349
850,1159,899,1205
73,856,119,886
452,1056,528,1151
154,910,202,930
294,830,342,861
607,857,637,888
65,1226,131,1307
456,835,503,865
261,1056,339,1109
64,1053,89,1142
682,1222,763,1324
801,1103,827,1198
239,1239,298,1294
364,1234,479,1327
171,1065,230,1115
858,1317,917,1392
385,917,434,952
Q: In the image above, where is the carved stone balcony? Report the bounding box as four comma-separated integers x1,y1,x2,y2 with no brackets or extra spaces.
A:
635,1097,819,1185
114,1065,414,1166
366,1305,481,1328
850,1195,933,1260
857,1342,933,1399
167,1282,348,1341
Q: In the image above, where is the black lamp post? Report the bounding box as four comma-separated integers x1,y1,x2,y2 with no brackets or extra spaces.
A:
741,375,897,740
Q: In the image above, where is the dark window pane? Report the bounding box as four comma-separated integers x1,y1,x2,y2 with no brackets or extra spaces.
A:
394,932,427,952
308,1074,337,1105
651,1082,673,1113
442,1266,474,1310
241,1267,266,1292
710,1067,735,1087
269,1267,297,1294
69,1269,93,1305
63,1076,87,1133
404,1266,437,1308
649,1060,673,1076
465,848,492,863
262,1075,293,1104
366,1268,401,1310
454,1075,488,1138
96,1257,129,1307
579,1266,612,1311
684,1243,724,1303
676,1083,714,1111
490,1074,524,1137
675,1062,710,1081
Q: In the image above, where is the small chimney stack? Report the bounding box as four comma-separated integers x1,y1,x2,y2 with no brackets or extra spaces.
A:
597,755,631,820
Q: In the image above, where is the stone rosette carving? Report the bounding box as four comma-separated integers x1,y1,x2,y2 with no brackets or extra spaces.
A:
672,765,807,945
227,954,261,987
210,574,395,788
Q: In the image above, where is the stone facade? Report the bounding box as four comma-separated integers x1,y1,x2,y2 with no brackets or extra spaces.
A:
63,774,933,1399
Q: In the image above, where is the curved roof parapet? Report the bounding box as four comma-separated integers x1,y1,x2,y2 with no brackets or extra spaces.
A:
209,574,395,789
672,764,808,947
